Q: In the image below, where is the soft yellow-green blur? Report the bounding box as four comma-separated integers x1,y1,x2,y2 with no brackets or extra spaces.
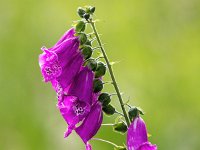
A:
0,0,200,149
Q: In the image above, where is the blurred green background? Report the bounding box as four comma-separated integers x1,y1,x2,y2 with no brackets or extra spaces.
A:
1,0,200,149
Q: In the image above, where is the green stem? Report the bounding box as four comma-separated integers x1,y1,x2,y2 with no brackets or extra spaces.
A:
92,138,118,147
89,20,130,126
101,123,114,126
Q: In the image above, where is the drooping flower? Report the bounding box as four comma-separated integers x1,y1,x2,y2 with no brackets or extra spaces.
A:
57,66,103,150
75,101,103,150
57,67,94,137
39,28,83,99
127,117,157,150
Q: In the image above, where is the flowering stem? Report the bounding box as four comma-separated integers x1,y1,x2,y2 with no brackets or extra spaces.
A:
89,20,130,126
101,123,114,126
115,110,124,117
92,138,118,147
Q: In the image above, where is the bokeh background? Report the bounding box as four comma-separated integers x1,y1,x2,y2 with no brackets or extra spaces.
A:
1,0,200,149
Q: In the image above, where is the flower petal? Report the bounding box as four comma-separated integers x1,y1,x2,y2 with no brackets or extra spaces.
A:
52,37,80,65
67,67,94,105
54,28,75,46
127,117,157,150
75,102,103,144
55,53,83,93
137,142,157,150
57,95,90,137
39,33,83,87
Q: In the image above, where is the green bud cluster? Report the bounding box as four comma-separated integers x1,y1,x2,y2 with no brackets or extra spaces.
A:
98,93,116,116
77,6,95,20
75,7,96,61
76,4,128,131
75,6,108,96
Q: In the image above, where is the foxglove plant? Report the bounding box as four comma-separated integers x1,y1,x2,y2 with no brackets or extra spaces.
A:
39,5,157,150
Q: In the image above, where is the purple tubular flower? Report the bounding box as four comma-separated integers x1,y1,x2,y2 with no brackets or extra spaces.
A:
127,117,157,150
54,28,75,46
57,67,94,137
66,67,94,105
39,28,83,98
75,102,103,150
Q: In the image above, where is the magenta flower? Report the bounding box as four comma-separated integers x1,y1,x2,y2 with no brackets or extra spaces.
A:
57,67,103,150
127,117,157,150
39,28,83,99
57,67,94,137
76,101,103,150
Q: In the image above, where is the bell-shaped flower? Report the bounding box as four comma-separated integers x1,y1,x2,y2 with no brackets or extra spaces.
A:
127,117,157,150
75,102,103,150
57,67,94,137
39,28,83,99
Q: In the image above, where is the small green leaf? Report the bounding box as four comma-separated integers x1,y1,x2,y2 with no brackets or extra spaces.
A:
77,7,86,18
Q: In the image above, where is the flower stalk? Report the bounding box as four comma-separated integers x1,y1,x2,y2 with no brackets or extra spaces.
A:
92,138,118,147
88,19,130,126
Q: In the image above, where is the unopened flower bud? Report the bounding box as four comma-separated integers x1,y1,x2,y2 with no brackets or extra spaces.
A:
77,7,86,18
81,45,93,59
95,62,106,78
85,6,96,14
79,33,87,45
85,39,92,46
93,79,103,93
113,122,127,133
102,104,115,115
83,13,90,20
75,21,86,32
128,107,144,121
85,7,91,13
90,7,95,13
87,59,97,71
98,93,111,106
